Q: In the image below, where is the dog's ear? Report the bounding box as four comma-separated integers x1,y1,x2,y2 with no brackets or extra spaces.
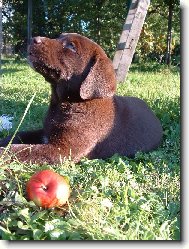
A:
80,55,116,100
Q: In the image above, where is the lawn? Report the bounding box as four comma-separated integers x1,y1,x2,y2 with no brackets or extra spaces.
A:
0,58,180,240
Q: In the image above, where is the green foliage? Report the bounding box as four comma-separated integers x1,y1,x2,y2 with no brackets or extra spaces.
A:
0,59,180,240
136,0,180,63
2,0,180,61
2,0,127,58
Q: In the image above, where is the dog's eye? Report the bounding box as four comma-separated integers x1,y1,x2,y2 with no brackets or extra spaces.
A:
66,42,77,53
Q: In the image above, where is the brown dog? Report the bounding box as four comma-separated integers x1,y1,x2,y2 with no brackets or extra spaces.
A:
0,33,163,165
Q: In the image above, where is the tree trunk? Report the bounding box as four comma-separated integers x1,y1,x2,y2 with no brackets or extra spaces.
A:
27,0,32,47
113,0,150,83
165,0,173,66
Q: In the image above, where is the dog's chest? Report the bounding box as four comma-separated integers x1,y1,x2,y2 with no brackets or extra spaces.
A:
45,99,114,139
61,102,86,117
46,102,95,131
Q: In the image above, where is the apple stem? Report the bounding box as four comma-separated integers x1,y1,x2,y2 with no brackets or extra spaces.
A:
42,185,48,191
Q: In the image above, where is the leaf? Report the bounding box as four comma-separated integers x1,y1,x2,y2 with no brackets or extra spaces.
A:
30,210,47,222
17,221,29,230
0,174,6,180
33,229,44,240
0,225,14,240
62,175,70,185
49,229,62,240
160,220,171,239
45,222,55,232
140,201,151,212
127,187,136,199
68,231,82,240
15,192,28,204
18,208,30,220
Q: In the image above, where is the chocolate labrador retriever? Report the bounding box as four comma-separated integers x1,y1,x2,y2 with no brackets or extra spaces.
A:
0,33,162,164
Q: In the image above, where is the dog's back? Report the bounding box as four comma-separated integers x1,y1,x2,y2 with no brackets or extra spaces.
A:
88,95,163,159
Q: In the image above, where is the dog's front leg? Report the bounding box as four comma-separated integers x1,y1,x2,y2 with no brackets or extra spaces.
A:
0,144,77,165
0,129,45,147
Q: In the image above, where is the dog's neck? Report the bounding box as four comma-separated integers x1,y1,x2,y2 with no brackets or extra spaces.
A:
49,82,80,103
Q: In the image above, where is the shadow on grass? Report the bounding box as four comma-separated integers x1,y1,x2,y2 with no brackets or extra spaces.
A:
2,58,28,75
130,62,180,74
2,68,24,75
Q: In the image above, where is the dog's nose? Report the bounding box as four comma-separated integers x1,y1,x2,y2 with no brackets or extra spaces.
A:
32,36,42,44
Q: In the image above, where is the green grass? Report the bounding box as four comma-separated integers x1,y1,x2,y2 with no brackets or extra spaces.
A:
0,58,180,240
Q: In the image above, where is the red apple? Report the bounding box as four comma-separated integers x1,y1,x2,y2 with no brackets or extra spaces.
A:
26,169,70,208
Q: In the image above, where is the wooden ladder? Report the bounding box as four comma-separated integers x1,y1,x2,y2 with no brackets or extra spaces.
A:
113,0,150,83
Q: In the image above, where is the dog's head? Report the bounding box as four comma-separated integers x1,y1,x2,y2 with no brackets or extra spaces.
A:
28,33,116,101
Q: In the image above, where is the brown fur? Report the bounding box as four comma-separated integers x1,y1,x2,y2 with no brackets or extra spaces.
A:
0,33,163,165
